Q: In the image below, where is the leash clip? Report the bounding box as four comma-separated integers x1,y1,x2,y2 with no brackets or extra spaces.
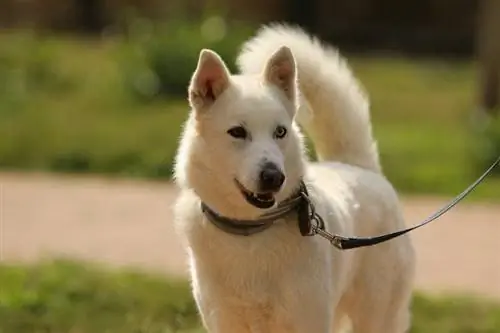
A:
298,188,344,249
310,214,344,249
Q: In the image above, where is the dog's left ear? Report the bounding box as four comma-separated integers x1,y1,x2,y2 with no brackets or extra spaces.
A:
263,46,297,102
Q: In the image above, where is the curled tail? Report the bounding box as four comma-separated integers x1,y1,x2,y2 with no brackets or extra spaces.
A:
237,24,381,173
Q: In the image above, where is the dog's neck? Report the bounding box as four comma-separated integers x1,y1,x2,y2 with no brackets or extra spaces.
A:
198,179,318,239
200,183,306,236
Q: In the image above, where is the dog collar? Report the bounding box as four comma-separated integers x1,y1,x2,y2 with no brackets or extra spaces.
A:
201,181,315,236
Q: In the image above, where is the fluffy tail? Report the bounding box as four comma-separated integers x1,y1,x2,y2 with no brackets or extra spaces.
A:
237,24,381,173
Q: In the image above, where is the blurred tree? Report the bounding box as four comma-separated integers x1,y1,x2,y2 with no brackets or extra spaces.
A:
288,0,318,33
476,0,500,117
75,0,105,33
0,0,480,57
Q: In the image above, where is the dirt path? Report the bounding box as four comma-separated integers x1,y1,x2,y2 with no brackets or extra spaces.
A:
1,172,499,299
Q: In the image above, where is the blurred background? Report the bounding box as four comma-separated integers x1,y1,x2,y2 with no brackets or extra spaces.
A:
0,0,499,192
0,0,499,332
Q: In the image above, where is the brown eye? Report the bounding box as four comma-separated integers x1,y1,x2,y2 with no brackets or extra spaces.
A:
274,126,287,139
227,126,248,139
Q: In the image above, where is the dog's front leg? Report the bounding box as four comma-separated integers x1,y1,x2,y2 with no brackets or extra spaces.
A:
267,268,335,333
202,312,250,333
195,295,251,333
267,289,333,333
272,304,332,333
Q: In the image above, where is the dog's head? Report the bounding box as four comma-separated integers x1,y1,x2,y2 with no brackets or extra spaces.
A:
175,47,306,216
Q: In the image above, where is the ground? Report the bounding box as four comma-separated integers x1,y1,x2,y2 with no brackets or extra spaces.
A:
1,172,499,299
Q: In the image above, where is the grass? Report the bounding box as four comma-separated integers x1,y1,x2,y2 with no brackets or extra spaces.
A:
0,261,200,333
0,260,499,333
0,31,499,199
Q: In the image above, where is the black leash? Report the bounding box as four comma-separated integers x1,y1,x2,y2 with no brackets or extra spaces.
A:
308,155,500,250
201,156,499,250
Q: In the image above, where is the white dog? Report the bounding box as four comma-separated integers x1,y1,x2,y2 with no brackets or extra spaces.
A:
173,24,416,333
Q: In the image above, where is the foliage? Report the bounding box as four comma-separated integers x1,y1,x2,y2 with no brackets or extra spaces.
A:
471,115,500,177
117,17,253,100
0,28,498,198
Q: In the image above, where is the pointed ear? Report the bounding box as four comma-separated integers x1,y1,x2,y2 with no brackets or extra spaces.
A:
263,46,297,101
189,49,231,110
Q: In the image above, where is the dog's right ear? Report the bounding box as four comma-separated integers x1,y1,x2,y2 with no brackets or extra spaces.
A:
188,49,230,110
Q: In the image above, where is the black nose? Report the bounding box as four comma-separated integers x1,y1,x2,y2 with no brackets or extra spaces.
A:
259,162,285,192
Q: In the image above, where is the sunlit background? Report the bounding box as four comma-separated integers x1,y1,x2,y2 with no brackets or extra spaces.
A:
0,1,499,332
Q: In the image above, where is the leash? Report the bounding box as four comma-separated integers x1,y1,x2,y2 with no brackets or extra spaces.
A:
201,155,499,250
309,155,500,250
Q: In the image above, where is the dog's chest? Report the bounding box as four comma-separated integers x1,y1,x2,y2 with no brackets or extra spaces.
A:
195,224,302,271
189,219,329,288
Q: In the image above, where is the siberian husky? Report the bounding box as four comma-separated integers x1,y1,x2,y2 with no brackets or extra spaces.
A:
173,24,416,333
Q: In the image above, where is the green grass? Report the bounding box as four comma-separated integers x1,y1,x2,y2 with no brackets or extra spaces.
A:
0,31,499,199
0,261,200,333
0,260,499,333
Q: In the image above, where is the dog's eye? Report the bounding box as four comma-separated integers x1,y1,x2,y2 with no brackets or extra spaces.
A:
274,126,287,139
227,126,248,139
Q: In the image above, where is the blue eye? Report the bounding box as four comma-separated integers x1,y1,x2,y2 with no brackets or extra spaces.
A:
274,126,287,139
227,126,248,139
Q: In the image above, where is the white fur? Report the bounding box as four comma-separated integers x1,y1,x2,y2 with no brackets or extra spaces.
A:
173,24,416,333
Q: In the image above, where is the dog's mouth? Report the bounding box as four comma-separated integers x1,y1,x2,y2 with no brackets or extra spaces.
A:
235,180,276,209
